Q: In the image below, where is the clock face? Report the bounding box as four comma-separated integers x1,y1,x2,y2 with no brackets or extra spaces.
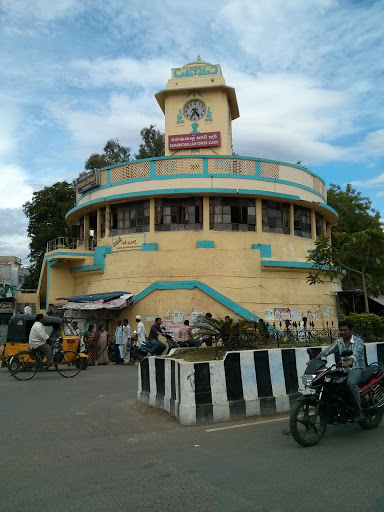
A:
183,100,206,121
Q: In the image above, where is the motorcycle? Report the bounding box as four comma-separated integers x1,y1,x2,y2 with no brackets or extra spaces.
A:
290,348,384,447
133,331,179,362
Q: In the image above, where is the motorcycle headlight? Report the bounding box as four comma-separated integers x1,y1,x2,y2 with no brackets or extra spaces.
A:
302,374,316,386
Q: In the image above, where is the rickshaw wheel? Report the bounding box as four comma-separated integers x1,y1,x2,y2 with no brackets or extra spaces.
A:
10,355,37,381
56,351,82,378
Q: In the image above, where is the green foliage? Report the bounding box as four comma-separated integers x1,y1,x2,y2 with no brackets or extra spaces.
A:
307,184,384,312
327,184,382,234
194,316,258,348
22,181,75,289
307,230,384,311
135,125,164,159
84,139,131,170
342,313,384,342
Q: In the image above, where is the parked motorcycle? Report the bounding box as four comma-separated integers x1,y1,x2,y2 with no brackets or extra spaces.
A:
133,331,179,362
290,348,384,447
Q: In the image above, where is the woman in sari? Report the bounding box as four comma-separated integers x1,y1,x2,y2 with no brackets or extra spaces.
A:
96,325,109,365
84,324,96,365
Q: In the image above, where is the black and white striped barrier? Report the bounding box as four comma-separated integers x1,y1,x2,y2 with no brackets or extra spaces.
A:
137,343,384,425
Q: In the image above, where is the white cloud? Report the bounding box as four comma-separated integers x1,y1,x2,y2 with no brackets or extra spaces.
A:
0,164,34,209
348,173,384,188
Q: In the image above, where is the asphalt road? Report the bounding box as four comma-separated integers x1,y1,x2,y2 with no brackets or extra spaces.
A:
1,364,384,512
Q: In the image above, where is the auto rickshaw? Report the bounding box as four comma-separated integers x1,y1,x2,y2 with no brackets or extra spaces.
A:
1,314,88,370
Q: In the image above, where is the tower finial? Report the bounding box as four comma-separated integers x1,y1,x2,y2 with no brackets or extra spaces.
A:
197,55,201,62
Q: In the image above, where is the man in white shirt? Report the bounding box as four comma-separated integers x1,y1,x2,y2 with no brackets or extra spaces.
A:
122,318,132,364
29,314,54,367
24,304,32,315
132,315,146,362
114,319,124,364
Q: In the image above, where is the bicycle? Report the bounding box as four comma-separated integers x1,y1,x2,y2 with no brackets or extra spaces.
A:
9,339,83,380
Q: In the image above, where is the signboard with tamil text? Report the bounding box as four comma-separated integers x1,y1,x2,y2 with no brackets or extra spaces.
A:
112,234,145,253
77,169,99,194
169,131,221,150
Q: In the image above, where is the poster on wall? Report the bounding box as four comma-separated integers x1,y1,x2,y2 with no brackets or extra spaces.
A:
163,321,181,335
307,310,321,321
191,311,204,323
290,310,302,320
174,311,184,324
145,315,157,323
264,310,274,322
274,307,291,321
112,234,145,252
323,306,332,317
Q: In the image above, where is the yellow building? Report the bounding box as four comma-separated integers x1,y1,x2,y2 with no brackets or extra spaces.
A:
35,58,341,332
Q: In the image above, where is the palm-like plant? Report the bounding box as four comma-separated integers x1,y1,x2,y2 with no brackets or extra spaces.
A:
194,317,259,350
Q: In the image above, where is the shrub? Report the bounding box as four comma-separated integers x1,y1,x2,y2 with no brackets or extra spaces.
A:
342,313,384,342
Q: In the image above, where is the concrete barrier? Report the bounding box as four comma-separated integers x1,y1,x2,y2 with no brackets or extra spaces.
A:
137,343,384,425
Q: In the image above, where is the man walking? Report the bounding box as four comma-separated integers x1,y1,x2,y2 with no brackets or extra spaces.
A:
29,314,54,368
132,315,146,362
24,304,32,315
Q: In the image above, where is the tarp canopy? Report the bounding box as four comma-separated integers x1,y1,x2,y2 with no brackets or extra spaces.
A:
57,292,129,302
56,292,134,311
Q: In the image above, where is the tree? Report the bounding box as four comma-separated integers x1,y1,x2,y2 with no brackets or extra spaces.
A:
327,184,382,234
135,125,165,159
307,231,384,313
84,139,131,170
22,182,75,289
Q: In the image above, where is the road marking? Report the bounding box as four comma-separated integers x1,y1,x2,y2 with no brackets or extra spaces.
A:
205,416,289,432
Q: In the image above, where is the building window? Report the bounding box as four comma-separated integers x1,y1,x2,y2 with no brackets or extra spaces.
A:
209,197,256,231
294,205,312,238
100,207,106,238
110,200,150,235
262,200,290,234
155,197,202,231
315,212,324,239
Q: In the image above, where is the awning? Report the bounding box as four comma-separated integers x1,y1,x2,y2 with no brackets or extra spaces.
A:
56,292,134,311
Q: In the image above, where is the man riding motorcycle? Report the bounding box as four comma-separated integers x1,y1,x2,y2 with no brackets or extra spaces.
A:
314,319,365,421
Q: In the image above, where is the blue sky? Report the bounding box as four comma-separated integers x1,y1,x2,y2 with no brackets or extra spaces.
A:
1,0,383,261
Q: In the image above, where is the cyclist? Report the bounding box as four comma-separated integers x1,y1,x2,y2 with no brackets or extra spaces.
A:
29,314,54,368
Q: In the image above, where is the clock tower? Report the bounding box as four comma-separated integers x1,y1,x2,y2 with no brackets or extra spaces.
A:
155,57,239,156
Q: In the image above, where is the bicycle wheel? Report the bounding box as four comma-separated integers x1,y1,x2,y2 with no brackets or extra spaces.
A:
10,354,37,381
56,351,82,378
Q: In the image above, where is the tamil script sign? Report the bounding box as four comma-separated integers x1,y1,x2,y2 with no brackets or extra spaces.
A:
112,234,145,253
168,131,221,150
0,302,13,313
77,169,99,194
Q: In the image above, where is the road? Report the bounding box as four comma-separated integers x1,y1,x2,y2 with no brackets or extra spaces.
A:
1,364,384,512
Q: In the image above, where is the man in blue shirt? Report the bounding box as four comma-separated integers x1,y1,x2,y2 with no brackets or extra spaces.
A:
315,320,365,421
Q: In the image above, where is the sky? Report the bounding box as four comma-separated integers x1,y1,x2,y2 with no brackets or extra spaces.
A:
1,0,384,262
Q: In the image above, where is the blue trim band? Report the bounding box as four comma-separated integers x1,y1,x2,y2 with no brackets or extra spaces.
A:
71,264,103,273
252,244,272,258
261,260,331,270
45,252,93,259
197,241,215,248
133,280,275,330
142,243,159,251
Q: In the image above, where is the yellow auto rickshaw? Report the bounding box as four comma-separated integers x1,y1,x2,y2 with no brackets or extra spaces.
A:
1,314,88,370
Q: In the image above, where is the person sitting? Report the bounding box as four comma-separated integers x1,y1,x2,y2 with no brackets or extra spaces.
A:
147,318,166,356
178,320,199,347
29,314,54,368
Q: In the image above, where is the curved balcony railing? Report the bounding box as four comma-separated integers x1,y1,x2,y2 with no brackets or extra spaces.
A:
47,237,97,253
82,155,327,201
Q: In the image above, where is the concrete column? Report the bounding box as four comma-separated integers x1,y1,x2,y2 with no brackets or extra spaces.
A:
105,204,111,238
83,214,90,250
311,210,316,240
203,196,210,233
326,222,332,244
289,203,294,235
256,198,262,233
149,198,155,233
96,208,101,241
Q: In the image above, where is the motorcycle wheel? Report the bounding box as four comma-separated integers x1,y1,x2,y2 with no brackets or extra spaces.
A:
359,396,384,430
290,401,327,447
